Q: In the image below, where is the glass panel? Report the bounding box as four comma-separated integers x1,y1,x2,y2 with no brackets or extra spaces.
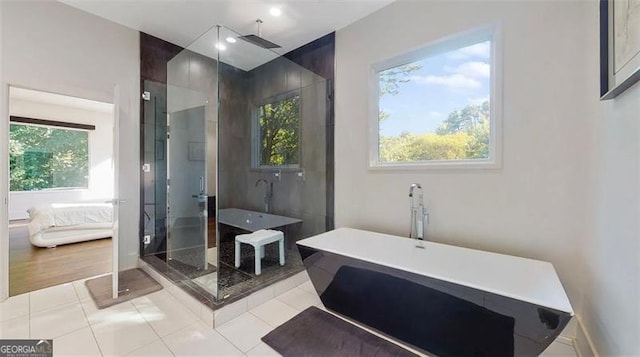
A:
166,85,210,274
141,80,168,258
216,26,328,302
164,40,218,304
142,23,330,306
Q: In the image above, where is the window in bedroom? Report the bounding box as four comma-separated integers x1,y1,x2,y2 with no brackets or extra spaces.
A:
370,24,502,169
9,118,91,191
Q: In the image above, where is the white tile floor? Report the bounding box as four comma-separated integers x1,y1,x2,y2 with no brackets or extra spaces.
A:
0,275,578,357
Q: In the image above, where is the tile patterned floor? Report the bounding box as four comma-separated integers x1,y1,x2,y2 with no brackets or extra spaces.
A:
0,276,578,357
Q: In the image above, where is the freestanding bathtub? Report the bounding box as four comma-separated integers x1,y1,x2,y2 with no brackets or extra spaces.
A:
297,228,573,356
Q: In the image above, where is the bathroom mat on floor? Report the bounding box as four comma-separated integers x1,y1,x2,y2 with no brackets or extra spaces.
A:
262,306,418,357
85,268,162,309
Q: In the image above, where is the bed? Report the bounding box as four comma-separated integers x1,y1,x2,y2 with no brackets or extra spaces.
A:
27,203,113,248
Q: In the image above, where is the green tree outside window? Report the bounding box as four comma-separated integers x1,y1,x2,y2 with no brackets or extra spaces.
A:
379,101,490,163
9,124,89,191
258,95,300,167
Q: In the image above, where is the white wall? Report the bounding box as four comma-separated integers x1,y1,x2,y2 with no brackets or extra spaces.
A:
580,75,640,353
8,98,114,220
0,0,8,300
335,0,597,339
0,0,141,282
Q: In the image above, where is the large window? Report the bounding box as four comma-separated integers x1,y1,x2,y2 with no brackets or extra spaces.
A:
371,25,501,169
9,123,89,191
254,93,300,168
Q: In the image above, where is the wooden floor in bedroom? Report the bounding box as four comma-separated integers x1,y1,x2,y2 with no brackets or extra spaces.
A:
9,220,112,296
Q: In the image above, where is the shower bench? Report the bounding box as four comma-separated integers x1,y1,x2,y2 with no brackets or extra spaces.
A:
235,229,285,275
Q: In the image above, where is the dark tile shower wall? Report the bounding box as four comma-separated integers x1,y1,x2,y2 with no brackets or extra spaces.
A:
216,35,334,301
242,59,327,238
217,62,250,210
219,33,336,240
284,33,335,230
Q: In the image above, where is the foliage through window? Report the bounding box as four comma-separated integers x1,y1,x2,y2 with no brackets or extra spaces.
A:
9,124,89,191
257,94,300,167
374,29,497,166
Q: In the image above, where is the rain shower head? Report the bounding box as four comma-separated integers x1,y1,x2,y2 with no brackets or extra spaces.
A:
239,34,281,49
239,19,281,49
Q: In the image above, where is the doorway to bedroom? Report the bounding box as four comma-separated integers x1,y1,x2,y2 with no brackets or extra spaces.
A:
7,87,115,296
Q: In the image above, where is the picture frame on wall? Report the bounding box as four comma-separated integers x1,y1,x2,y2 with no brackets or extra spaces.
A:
600,0,640,100
188,142,205,161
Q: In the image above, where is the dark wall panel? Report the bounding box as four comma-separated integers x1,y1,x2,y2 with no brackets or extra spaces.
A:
284,33,335,80
140,32,183,83
284,32,335,230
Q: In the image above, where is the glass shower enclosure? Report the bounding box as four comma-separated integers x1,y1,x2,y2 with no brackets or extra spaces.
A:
142,23,329,307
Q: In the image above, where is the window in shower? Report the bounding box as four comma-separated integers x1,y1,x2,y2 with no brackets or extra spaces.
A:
254,92,301,168
369,24,502,169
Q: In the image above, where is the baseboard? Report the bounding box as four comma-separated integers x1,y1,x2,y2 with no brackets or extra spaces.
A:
574,315,599,357
9,211,28,221
556,334,575,346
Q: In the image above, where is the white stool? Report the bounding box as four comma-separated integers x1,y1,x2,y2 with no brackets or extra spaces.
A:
234,229,285,275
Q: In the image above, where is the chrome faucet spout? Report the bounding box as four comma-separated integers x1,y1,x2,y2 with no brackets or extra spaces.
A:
255,179,272,213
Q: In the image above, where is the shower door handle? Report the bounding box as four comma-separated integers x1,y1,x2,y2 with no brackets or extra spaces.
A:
191,177,205,198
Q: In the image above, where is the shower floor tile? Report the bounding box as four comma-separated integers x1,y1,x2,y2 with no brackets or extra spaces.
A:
216,240,306,299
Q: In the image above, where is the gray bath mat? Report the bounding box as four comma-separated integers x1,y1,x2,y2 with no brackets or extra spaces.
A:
262,306,418,357
85,268,162,309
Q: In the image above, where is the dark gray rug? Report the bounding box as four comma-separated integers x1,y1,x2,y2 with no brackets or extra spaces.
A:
262,306,418,357
85,268,162,309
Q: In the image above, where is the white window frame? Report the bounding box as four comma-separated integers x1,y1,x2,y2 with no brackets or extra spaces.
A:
368,23,503,170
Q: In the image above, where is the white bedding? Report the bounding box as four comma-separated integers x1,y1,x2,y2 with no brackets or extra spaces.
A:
27,203,113,247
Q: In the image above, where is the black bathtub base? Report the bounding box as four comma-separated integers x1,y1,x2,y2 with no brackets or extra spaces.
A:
298,246,571,356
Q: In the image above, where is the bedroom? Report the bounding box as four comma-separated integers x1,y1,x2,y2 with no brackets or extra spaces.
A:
7,86,115,296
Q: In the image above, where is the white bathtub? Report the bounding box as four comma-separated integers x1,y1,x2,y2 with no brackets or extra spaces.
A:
297,228,573,356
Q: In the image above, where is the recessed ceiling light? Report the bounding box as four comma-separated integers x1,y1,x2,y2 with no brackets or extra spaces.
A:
215,43,226,51
226,37,237,43
269,7,282,17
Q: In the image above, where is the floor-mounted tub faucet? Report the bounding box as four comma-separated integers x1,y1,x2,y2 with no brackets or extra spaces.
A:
255,179,273,213
409,183,429,244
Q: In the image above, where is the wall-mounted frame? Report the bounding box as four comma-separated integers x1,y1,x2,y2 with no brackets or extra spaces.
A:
188,141,205,161
600,0,640,100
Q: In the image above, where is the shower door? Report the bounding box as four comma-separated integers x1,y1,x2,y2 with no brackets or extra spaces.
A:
141,80,169,258
166,85,209,271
